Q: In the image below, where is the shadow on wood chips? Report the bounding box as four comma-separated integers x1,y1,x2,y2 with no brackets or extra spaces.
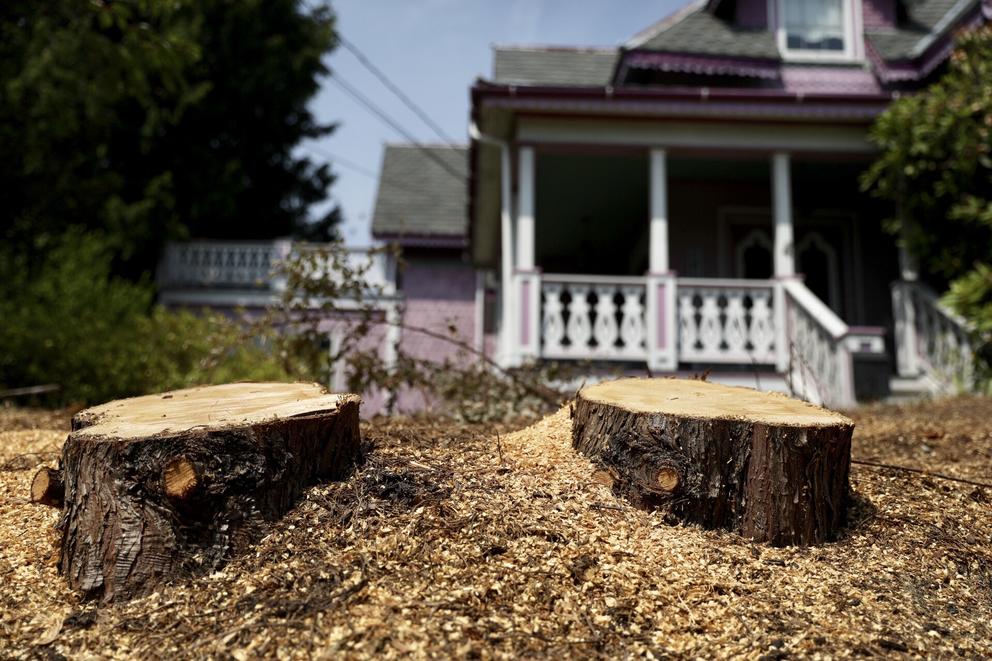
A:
1,398,992,659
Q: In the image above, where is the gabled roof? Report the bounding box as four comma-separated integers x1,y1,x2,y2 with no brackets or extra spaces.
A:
866,0,979,60
371,145,468,242
493,47,618,87
483,0,985,89
628,2,778,59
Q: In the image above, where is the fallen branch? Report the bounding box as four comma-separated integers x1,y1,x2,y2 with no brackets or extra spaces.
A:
0,384,59,399
853,458,992,489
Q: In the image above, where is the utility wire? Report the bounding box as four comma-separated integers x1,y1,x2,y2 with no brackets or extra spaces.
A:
304,144,379,179
328,71,465,184
302,144,428,197
338,36,459,148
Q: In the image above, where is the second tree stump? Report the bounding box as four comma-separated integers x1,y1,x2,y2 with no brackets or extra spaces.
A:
43,382,361,601
572,378,853,546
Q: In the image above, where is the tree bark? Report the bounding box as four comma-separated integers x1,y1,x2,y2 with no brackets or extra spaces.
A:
571,378,853,546
51,382,361,602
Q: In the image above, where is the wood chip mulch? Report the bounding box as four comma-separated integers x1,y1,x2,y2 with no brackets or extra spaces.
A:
1,397,991,658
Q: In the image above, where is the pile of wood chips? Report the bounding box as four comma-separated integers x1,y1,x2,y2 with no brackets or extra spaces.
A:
1,396,991,658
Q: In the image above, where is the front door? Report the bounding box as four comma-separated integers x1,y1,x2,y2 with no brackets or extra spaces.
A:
721,210,850,316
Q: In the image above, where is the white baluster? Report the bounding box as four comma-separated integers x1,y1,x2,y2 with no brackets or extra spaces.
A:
750,291,775,362
620,286,645,355
724,291,747,358
678,291,699,360
593,286,619,356
698,291,722,359
542,283,566,356
566,285,592,355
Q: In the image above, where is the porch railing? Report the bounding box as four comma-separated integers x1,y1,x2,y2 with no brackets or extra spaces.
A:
158,240,396,296
159,240,290,289
532,273,875,407
781,279,856,408
540,274,648,360
892,280,974,393
677,278,777,365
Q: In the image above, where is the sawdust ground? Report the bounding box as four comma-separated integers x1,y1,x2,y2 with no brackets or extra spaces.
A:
1,397,991,659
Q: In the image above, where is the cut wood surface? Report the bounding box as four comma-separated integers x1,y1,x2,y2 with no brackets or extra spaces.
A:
51,382,362,602
572,378,853,546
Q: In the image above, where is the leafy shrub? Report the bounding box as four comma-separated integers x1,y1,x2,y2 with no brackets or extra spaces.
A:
0,230,288,405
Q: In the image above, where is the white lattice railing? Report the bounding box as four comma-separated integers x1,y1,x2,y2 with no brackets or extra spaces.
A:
677,278,777,364
892,281,974,392
158,240,395,296
540,275,648,360
159,240,288,289
782,279,856,408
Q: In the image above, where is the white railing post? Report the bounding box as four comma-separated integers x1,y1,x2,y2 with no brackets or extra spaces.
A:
773,278,791,373
517,270,541,361
646,272,677,371
891,280,920,377
271,239,293,293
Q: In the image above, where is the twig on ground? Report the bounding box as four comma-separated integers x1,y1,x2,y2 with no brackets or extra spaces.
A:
853,458,992,489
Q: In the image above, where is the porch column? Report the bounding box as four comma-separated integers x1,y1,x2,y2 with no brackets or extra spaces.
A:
649,149,669,273
646,149,677,372
497,143,515,367
771,152,795,278
771,152,795,374
516,146,540,362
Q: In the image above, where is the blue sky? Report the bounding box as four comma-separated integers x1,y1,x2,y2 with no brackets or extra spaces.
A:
304,0,684,246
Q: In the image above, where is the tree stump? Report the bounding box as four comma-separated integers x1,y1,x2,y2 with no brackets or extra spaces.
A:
571,378,853,546
40,382,361,602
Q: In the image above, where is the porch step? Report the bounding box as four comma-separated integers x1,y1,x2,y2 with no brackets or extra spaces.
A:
887,375,938,402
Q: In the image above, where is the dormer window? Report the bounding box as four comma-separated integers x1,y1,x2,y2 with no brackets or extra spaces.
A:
777,0,860,61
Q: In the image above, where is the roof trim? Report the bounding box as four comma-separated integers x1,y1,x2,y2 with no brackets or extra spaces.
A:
372,232,468,248
912,0,979,58
621,50,782,80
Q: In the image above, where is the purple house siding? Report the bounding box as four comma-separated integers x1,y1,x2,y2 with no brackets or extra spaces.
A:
735,0,769,29
862,0,897,29
390,254,481,414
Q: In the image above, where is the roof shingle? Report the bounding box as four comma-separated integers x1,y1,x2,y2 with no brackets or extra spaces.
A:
493,47,618,86
371,145,468,239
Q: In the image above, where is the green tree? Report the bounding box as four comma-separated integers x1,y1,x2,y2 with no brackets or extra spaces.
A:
0,0,339,274
863,25,992,330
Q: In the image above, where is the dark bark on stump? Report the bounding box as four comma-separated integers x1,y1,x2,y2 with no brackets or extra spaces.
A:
572,378,853,546
51,382,362,602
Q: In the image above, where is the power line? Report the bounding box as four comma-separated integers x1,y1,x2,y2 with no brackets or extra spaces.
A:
302,143,431,198
328,71,465,184
338,36,458,148
303,144,379,179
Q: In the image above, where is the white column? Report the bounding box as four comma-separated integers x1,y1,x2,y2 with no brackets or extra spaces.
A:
498,144,514,366
772,152,795,278
646,149,676,372
515,146,539,362
649,149,669,273
516,146,536,271
473,270,486,355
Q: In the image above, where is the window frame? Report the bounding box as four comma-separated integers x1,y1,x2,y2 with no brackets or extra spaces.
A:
774,0,863,62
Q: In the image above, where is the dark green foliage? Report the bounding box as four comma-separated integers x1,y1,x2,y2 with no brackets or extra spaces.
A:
0,0,339,276
0,231,289,405
863,26,992,329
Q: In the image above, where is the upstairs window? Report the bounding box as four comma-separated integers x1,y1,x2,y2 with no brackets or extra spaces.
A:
778,0,856,59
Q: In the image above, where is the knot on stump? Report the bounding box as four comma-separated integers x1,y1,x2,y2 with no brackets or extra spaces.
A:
162,457,199,501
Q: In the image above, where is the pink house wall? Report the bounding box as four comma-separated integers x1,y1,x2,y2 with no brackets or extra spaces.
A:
391,255,481,415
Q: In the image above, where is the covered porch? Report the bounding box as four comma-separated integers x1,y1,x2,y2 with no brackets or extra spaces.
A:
494,141,901,408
